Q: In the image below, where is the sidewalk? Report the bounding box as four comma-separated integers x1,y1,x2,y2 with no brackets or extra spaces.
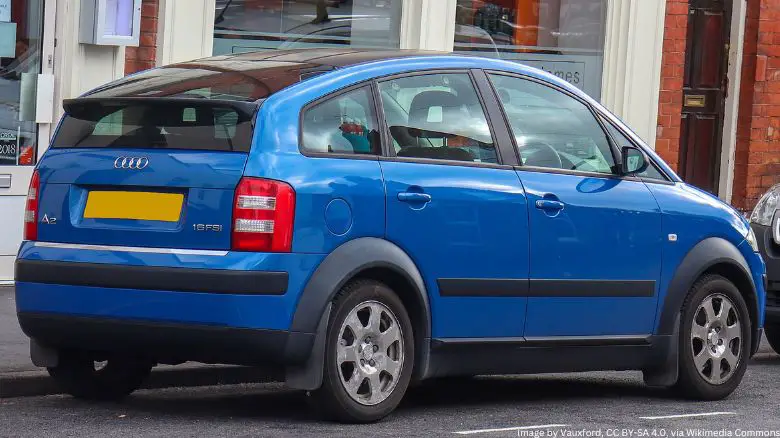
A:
0,286,281,398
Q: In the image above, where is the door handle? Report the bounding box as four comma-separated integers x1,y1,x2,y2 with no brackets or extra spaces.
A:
535,199,564,211
398,192,432,203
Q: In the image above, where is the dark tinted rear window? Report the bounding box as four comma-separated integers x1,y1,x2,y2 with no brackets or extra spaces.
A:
52,101,254,152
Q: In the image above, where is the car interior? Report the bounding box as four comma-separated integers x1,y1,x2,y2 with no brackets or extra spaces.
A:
380,75,498,164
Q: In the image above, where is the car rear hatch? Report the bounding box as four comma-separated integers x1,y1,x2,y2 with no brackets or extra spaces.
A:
36,97,258,250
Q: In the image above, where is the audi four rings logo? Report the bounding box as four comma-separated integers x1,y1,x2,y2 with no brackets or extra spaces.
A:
114,157,149,170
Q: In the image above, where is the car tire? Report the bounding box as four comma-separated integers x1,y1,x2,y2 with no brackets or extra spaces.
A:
764,324,780,354
674,274,751,400
47,351,153,401
309,279,415,423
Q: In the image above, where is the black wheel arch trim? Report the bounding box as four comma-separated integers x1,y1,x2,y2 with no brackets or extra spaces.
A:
658,237,760,353
286,237,432,389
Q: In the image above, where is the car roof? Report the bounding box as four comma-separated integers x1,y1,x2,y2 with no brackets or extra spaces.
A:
81,49,450,102
216,48,449,67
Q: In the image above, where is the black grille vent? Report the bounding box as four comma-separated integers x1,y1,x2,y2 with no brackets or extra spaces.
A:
767,290,780,308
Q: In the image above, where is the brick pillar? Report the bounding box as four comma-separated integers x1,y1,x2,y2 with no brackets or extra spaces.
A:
729,0,780,212
125,0,159,75
731,0,760,211
655,0,689,172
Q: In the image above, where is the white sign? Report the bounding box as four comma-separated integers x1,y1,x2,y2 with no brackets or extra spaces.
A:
0,0,10,23
0,21,15,58
518,59,587,91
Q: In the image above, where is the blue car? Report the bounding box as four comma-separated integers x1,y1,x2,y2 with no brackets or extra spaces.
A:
15,49,766,422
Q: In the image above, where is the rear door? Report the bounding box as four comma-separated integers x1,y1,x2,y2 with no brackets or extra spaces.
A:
487,72,663,337
376,71,530,339
36,98,255,250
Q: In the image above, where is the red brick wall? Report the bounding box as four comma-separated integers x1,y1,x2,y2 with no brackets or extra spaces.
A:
655,0,780,212
655,0,689,171
124,0,159,75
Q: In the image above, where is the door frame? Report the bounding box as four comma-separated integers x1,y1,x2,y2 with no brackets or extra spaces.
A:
718,0,746,203
679,0,733,194
38,0,57,151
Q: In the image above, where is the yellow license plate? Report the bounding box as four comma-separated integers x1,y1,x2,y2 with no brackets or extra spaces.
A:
83,191,184,222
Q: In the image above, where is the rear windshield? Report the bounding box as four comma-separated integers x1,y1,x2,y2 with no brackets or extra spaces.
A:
52,101,255,152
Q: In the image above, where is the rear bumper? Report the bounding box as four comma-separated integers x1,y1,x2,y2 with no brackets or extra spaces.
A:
18,312,313,366
14,246,326,365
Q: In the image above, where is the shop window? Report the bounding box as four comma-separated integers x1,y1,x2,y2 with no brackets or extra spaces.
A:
453,0,607,98
213,0,402,55
0,0,44,166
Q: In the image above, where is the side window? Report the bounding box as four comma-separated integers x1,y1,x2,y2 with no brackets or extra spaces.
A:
377,73,497,164
600,116,668,181
489,74,616,174
301,86,381,155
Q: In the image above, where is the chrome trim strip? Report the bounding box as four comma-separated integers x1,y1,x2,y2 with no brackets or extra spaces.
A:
33,242,229,257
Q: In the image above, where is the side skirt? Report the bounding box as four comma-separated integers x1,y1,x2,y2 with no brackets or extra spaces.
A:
426,335,675,378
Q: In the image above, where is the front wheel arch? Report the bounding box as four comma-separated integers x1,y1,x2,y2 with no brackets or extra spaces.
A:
646,238,759,387
658,238,758,346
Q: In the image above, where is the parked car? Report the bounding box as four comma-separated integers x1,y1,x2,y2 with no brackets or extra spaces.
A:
749,184,780,353
16,49,766,423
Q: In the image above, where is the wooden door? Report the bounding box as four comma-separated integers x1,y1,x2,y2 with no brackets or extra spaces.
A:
679,0,731,194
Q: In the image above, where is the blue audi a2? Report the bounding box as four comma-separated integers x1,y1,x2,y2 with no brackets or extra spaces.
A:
16,49,766,422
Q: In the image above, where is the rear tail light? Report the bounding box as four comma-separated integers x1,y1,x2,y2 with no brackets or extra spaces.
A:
231,177,295,252
24,170,40,241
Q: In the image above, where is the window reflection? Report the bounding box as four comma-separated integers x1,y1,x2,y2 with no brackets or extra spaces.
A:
454,0,606,98
213,0,402,55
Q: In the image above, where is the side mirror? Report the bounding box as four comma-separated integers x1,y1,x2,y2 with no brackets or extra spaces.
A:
621,145,649,176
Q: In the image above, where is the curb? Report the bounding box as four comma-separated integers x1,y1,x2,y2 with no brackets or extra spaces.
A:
0,366,283,399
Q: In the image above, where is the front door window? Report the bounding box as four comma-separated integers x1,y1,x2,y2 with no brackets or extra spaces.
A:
0,0,43,167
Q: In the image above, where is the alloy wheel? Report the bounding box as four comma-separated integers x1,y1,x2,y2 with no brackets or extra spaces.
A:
690,293,742,385
336,300,404,406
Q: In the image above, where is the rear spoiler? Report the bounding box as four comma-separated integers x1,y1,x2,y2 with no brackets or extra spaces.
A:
62,97,261,120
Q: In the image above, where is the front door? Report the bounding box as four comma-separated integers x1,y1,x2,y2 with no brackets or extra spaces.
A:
487,72,663,337
376,71,530,339
0,0,55,282
678,0,731,194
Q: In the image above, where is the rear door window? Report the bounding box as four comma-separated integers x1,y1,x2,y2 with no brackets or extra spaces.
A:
52,101,255,152
300,86,381,155
377,73,498,164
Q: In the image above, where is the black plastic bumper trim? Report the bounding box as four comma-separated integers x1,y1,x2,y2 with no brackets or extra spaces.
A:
15,259,288,295
17,312,312,366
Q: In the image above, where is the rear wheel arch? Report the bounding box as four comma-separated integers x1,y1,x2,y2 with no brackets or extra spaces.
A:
287,238,432,389
350,265,430,381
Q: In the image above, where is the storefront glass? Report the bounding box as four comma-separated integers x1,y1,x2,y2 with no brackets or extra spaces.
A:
0,0,42,166
213,0,403,55
454,0,607,98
